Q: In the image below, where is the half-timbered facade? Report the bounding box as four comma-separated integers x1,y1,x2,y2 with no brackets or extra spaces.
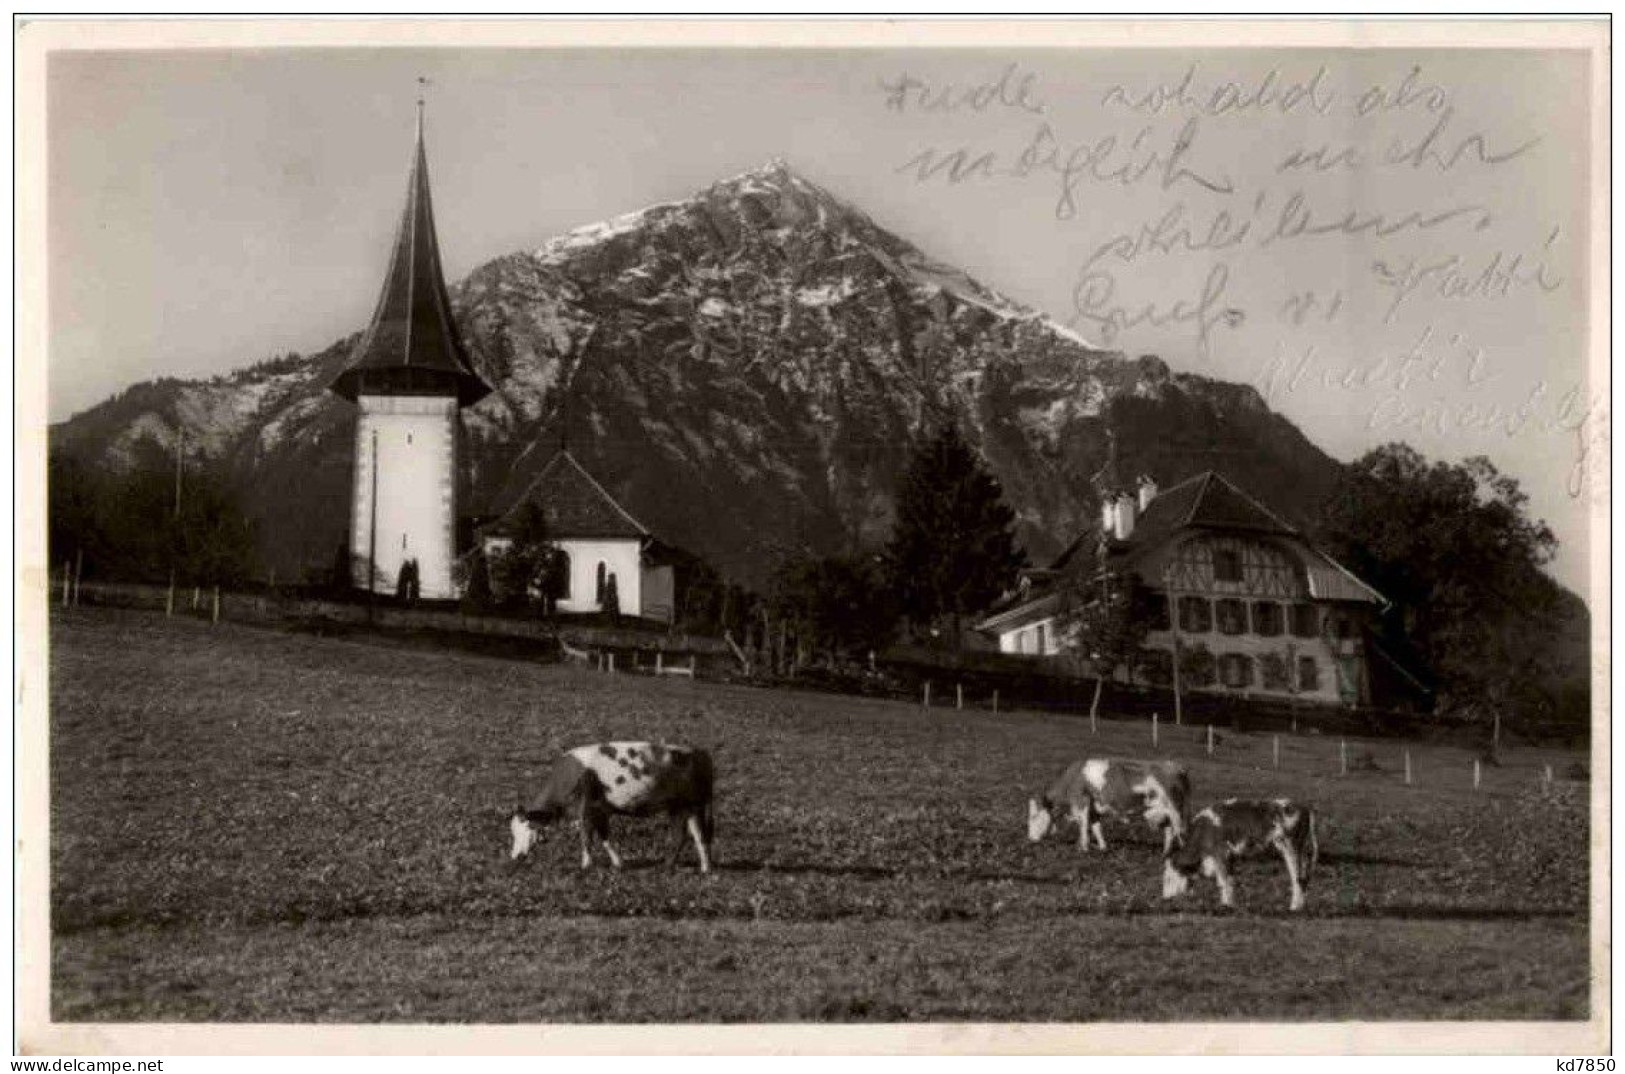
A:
976,471,1406,708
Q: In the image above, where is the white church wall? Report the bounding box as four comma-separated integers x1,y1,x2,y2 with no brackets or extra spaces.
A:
478,535,643,616
556,538,642,616
351,394,458,599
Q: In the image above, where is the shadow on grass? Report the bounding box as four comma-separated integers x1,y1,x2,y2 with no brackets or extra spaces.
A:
1312,850,1429,868
716,859,898,880
1325,902,1582,923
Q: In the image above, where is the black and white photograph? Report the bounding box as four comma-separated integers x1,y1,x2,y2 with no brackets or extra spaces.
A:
15,17,1611,1055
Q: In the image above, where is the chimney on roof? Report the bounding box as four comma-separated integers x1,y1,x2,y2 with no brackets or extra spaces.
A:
1137,474,1158,512
1112,491,1137,541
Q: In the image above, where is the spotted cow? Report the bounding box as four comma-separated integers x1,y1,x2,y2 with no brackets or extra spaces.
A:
1028,758,1191,854
1162,798,1319,912
508,741,715,873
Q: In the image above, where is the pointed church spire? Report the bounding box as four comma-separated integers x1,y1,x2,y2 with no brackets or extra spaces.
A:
329,91,490,407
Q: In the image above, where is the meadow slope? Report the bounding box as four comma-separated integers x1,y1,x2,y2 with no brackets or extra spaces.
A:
48,609,1591,1022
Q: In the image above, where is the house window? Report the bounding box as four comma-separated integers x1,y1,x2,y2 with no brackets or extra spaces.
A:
1216,599,1246,636
1213,547,1243,583
1036,622,1048,654
1179,646,1215,687
1298,656,1320,691
1178,596,1212,633
596,562,607,603
1219,653,1253,689
1260,652,1291,690
1290,604,1319,638
1333,615,1355,639
1252,601,1283,637
1145,595,1171,632
1139,649,1174,686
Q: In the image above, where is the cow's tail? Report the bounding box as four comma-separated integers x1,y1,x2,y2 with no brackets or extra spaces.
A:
1298,805,1319,890
695,749,718,848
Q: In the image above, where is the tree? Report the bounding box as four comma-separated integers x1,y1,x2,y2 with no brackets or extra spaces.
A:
769,552,896,665
1055,541,1154,719
885,423,1026,645
48,441,256,588
1317,443,1572,729
486,502,562,612
454,544,494,611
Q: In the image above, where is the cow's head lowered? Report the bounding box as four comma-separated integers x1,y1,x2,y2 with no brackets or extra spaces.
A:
508,807,553,860
1027,796,1059,842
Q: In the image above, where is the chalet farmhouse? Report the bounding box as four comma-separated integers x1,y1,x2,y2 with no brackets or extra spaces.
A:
976,471,1421,708
480,451,676,622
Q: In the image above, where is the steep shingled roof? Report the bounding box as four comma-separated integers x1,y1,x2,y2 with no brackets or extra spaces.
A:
329,108,491,407
978,469,1384,633
488,451,650,540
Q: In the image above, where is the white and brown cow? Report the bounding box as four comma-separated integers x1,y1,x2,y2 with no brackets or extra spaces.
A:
1162,798,1318,912
508,741,715,873
1027,758,1191,854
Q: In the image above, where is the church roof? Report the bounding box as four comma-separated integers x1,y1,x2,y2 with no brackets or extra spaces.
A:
329,109,491,407
487,451,650,541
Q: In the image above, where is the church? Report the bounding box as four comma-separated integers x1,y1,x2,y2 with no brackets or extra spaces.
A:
327,99,490,601
326,98,671,620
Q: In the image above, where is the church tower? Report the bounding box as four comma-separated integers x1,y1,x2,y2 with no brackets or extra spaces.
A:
329,99,490,599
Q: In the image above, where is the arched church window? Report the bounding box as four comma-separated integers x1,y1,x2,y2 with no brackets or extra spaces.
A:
554,549,571,599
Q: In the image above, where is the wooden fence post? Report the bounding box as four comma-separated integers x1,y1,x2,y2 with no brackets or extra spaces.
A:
1339,739,1348,777
923,681,931,708
1273,734,1280,769
992,690,999,714
1543,763,1554,788
656,652,663,675
1152,712,1159,748
956,683,963,710
211,586,220,624
1473,758,1481,790
608,652,615,675
689,654,696,676
1404,749,1412,786
192,586,200,611
73,549,83,606
60,561,70,608
166,571,175,617
1206,724,1214,756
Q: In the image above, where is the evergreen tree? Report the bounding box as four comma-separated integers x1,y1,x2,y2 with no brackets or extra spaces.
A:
885,423,1026,645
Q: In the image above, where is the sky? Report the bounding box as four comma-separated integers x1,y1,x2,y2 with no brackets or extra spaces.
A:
44,37,1601,595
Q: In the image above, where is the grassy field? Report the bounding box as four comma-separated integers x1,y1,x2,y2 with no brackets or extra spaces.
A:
48,608,1591,1023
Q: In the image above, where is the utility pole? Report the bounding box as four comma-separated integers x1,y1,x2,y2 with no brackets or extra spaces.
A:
1166,571,1184,728
170,427,184,613
368,428,379,611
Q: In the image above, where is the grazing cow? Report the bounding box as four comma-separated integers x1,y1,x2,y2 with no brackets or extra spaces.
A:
1027,758,1191,854
1162,798,1318,912
508,741,715,873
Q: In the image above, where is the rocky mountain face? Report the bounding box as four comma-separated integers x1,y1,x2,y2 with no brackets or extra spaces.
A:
51,161,1346,589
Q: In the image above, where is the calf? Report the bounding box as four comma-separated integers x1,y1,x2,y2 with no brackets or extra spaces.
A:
1027,758,1190,854
1162,798,1318,912
508,741,715,873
